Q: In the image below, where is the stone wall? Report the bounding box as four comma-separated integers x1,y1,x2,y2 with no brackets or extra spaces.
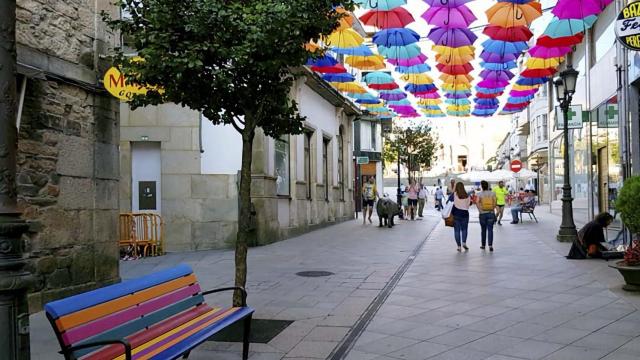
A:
16,0,121,313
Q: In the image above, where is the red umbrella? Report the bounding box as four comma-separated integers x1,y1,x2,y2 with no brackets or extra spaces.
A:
311,64,347,73
436,63,474,75
359,8,415,29
520,68,557,78
476,92,502,99
368,82,400,90
483,25,533,42
537,33,584,47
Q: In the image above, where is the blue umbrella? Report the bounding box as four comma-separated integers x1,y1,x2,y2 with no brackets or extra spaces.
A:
508,95,535,103
356,98,383,105
364,71,395,84
475,98,499,106
378,44,423,60
347,92,378,100
331,45,374,56
516,77,549,86
387,99,412,106
395,64,432,74
444,92,472,99
373,28,421,47
405,83,437,93
475,86,505,94
481,39,529,55
306,55,337,67
355,0,407,10
472,109,497,117
543,16,597,38
445,98,471,105
481,61,518,70
419,105,442,110
322,73,354,83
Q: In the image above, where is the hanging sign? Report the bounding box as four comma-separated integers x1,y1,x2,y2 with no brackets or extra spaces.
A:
103,67,149,101
555,105,583,130
616,2,640,51
597,103,619,128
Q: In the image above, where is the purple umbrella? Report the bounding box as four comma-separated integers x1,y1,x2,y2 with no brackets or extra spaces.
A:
479,69,515,81
427,28,477,47
552,0,612,19
423,0,473,7
379,90,408,101
529,45,572,59
479,51,518,63
421,5,476,28
387,54,428,66
510,89,538,97
415,92,441,99
445,92,471,99
478,79,510,88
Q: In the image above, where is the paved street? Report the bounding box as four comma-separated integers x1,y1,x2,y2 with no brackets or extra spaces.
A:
30,208,640,359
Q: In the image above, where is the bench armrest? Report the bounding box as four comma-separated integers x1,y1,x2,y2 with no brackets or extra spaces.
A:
65,339,132,360
202,286,248,307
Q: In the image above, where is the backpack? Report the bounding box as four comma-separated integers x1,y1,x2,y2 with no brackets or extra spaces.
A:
479,193,494,211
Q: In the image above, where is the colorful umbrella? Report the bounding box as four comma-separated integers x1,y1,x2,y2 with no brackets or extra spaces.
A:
543,16,597,38
481,61,518,70
424,0,473,7
440,74,474,84
369,83,399,90
395,64,432,74
387,99,411,106
379,90,407,101
405,83,438,93
537,33,584,47
378,44,423,59
421,6,477,28
516,77,549,86
442,83,472,91
331,45,374,56
481,39,528,55
427,28,477,47
325,28,364,48
528,45,572,59
331,82,367,93
483,25,533,42
373,28,421,47
525,57,562,69
355,0,407,10
311,63,347,74
418,98,442,105
480,51,518,63
479,69,514,82
359,7,415,29
306,55,337,67
322,73,355,83
552,0,611,19
401,73,435,84
387,54,428,66
486,2,543,27
345,55,386,70
356,98,383,105
436,63,474,75
445,98,471,105
520,68,557,78
335,7,354,30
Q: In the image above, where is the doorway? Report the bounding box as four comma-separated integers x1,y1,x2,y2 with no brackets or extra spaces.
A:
597,146,609,214
131,142,162,214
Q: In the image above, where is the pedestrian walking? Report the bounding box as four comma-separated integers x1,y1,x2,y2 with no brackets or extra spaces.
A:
449,182,471,252
407,180,419,220
418,183,427,218
494,181,508,225
447,178,456,195
401,185,409,219
476,180,497,251
435,186,444,211
362,177,378,225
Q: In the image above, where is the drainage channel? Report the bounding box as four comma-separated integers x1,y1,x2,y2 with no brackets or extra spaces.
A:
328,219,441,360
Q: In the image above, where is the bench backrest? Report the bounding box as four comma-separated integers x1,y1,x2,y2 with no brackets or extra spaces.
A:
44,264,203,358
523,199,537,211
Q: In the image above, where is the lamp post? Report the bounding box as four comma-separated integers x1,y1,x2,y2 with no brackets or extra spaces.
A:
0,0,32,358
554,65,579,242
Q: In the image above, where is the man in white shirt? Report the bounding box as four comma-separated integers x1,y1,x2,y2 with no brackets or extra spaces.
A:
418,184,428,218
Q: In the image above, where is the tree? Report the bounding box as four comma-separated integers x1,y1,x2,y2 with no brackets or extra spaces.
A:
383,125,438,180
104,0,353,306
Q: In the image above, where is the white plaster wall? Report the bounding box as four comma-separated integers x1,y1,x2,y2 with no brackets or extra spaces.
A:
201,119,242,175
589,47,617,108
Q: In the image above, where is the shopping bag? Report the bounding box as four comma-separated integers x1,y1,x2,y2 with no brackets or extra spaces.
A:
442,201,453,219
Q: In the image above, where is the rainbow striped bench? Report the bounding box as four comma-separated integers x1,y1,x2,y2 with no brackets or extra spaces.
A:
44,264,254,360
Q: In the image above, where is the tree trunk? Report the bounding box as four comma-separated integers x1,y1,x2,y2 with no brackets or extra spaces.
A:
234,123,255,306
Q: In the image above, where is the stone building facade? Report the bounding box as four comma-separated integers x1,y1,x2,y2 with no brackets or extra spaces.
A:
15,0,121,312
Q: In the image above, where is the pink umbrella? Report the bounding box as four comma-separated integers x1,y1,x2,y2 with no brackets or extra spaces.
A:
422,5,476,28
387,54,428,67
510,89,538,97
478,79,510,88
529,45,572,59
415,92,441,99
423,0,473,7
552,0,614,19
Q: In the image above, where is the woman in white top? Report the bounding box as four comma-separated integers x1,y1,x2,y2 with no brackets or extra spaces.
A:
447,182,472,252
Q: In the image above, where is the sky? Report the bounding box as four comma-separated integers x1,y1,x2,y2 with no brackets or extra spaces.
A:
352,0,559,121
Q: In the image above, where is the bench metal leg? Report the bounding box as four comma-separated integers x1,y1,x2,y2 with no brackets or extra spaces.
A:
242,314,252,360
182,350,191,359
531,212,538,223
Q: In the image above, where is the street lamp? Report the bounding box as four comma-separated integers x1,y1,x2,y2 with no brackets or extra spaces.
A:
553,65,579,242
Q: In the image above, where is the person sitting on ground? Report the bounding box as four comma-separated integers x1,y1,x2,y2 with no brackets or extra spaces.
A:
510,190,534,224
567,213,614,259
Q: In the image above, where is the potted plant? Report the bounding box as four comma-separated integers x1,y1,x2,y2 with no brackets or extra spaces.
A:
611,176,640,291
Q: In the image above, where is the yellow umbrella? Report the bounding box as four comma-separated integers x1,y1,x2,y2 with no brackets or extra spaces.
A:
418,98,442,106
486,1,542,28
447,105,471,112
440,74,474,84
442,83,472,91
512,84,540,91
345,55,386,70
325,28,364,48
401,74,434,84
525,57,563,69
335,7,354,30
422,109,443,115
331,81,366,93
432,45,475,57
434,53,474,66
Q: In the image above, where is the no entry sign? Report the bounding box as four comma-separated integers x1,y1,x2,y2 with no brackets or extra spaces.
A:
510,160,523,173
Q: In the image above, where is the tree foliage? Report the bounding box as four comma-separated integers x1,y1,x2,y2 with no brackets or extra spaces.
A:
383,125,438,176
103,0,354,305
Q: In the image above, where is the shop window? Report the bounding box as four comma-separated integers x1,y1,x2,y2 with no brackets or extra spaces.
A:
323,138,330,201
304,131,313,199
275,135,290,196
542,114,548,141
337,128,345,201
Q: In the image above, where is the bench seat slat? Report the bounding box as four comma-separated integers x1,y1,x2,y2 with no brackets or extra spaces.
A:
74,294,205,358
149,307,254,360
57,274,197,331
124,308,243,360
45,264,193,319
62,284,202,346
83,304,214,360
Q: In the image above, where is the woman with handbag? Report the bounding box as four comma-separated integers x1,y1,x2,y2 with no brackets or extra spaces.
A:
449,182,472,252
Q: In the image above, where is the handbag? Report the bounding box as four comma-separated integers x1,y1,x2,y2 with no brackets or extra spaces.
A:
444,215,454,227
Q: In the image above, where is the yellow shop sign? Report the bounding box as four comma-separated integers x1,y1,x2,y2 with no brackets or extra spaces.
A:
103,67,149,101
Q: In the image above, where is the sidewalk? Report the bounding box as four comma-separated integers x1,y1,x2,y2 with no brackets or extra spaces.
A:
29,207,640,359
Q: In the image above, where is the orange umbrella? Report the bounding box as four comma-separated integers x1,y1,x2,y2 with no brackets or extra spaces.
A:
335,7,354,30
435,53,474,65
486,2,542,28
440,74,473,84
345,55,386,70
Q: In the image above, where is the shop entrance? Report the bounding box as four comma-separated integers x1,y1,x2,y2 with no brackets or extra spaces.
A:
597,146,609,214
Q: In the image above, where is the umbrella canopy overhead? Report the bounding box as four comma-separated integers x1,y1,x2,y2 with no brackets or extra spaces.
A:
373,28,421,47
378,44,423,59
427,28,477,47
421,5,477,28
543,16,597,38
395,63,432,74
354,0,407,10
483,25,533,42
359,7,415,29
552,0,612,19
364,71,395,84
423,0,473,7
322,73,355,83
331,45,374,56
486,1,543,27
325,28,364,48
345,55,386,70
